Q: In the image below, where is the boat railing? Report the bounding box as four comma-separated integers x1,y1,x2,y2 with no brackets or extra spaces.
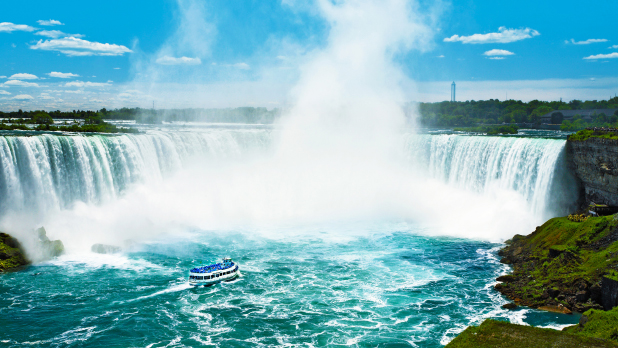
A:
190,262,236,274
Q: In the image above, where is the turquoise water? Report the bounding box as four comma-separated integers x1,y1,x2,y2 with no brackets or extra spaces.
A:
0,226,579,347
0,128,582,346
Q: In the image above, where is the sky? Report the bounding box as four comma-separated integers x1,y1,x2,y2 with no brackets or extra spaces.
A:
1,0,617,111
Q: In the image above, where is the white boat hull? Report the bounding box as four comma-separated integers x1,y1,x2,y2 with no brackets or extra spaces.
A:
189,264,240,287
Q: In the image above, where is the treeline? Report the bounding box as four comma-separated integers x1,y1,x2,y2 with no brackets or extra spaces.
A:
418,97,618,127
0,110,137,133
0,107,282,124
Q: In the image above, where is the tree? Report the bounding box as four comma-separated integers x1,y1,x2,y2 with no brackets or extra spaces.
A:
32,111,54,125
550,112,564,125
530,106,553,125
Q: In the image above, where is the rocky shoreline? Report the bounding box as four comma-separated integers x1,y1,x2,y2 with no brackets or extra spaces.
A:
0,227,65,272
494,215,618,313
448,132,618,347
0,232,29,271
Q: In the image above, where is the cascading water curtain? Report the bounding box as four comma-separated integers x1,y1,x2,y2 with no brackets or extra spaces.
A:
0,130,271,218
404,134,577,218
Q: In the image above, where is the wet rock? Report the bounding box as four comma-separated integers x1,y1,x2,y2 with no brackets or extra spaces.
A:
496,275,516,282
576,290,590,303
36,227,50,242
548,288,561,298
37,227,64,259
538,304,572,315
590,283,602,304
91,244,122,254
502,303,518,310
601,276,618,310
579,314,589,327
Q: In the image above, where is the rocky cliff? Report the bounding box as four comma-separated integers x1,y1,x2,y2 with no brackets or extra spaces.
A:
568,136,618,206
495,215,618,313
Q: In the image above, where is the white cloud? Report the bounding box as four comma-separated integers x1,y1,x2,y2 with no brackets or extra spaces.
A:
0,90,10,95
483,49,515,57
0,76,5,79
48,72,80,78
30,37,132,56
566,38,608,45
155,56,202,65
37,19,64,26
610,45,618,49
232,62,250,70
12,94,34,100
64,81,110,87
65,90,85,94
437,55,445,58
0,22,36,33
8,73,38,80
583,52,618,60
3,80,40,87
444,27,540,44
113,67,121,70
488,57,505,60
35,30,84,39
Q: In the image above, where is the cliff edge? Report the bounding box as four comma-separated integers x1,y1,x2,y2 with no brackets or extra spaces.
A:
568,130,618,206
495,215,618,313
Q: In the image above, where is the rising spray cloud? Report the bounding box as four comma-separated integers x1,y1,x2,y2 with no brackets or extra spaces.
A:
0,0,567,257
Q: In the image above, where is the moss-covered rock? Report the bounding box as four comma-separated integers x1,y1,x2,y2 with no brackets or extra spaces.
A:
446,319,617,348
36,227,64,260
91,244,121,254
0,232,29,272
496,215,618,312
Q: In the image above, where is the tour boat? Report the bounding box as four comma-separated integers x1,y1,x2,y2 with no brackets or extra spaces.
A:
189,257,240,286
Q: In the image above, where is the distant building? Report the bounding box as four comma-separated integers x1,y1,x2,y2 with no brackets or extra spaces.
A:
540,109,618,124
451,82,456,102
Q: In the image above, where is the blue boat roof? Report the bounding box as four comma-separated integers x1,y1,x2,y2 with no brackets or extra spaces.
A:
190,261,234,274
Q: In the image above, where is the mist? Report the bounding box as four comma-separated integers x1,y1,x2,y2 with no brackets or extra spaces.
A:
1,0,566,259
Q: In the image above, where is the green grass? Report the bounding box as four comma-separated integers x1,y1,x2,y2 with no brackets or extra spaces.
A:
497,215,618,308
446,319,617,348
568,129,618,141
565,307,618,343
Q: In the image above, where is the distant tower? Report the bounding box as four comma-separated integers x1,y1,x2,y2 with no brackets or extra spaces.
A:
451,81,456,102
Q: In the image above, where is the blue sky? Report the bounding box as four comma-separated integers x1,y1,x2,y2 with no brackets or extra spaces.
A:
1,0,617,110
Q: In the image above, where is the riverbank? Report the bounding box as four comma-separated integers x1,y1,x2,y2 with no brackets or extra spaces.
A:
446,213,618,346
0,122,138,134
495,215,618,312
445,319,617,347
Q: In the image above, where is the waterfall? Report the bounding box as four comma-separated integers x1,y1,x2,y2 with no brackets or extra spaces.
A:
0,130,271,218
0,130,577,224
405,134,578,218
